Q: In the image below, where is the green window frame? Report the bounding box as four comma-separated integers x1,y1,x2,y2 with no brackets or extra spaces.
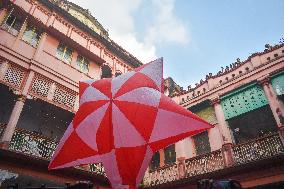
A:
56,43,73,64
22,24,42,47
221,83,268,120
1,9,23,36
76,55,89,73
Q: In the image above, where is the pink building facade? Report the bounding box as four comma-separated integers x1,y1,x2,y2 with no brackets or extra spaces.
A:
0,0,141,187
0,0,284,188
144,44,284,188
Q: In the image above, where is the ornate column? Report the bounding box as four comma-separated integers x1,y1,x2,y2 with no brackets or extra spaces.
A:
0,61,9,80
0,95,26,148
33,32,48,61
0,8,7,24
159,149,165,167
0,71,34,149
177,157,186,179
211,97,234,167
259,77,284,127
211,97,233,144
175,137,195,160
259,77,284,140
208,125,223,151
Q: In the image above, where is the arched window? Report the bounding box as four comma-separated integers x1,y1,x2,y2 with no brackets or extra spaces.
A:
101,64,112,79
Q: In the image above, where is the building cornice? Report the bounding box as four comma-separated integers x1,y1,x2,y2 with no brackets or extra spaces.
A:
34,0,143,68
181,58,284,108
174,43,284,99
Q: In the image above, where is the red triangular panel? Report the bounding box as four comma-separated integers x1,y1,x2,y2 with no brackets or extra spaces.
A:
159,95,207,123
114,100,158,142
114,72,159,98
73,100,109,128
79,81,90,98
115,146,147,187
96,104,114,154
149,129,207,152
49,131,98,169
92,78,112,98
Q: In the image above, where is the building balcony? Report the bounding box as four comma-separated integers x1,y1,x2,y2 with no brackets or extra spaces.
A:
1,123,284,188
142,132,284,188
0,123,105,176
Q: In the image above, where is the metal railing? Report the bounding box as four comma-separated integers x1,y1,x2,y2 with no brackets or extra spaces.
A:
143,132,284,187
232,133,284,165
1,124,284,186
0,124,105,175
143,163,179,186
184,149,224,177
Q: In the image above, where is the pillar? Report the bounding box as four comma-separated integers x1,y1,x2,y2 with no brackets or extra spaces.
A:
0,71,34,149
159,149,165,167
177,157,186,179
259,77,284,140
259,77,284,127
211,97,233,144
175,137,195,160
0,60,9,80
0,7,7,24
211,97,234,167
208,125,223,151
0,95,26,148
33,32,48,61
74,94,80,112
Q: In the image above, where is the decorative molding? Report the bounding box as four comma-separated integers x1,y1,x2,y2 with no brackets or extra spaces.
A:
210,97,220,105
16,94,27,102
258,76,270,87
175,43,284,100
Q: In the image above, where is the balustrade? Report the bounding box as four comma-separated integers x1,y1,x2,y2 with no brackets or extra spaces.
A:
9,127,58,159
143,163,179,186
0,124,105,175
184,149,224,177
143,133,284,187
2,123,284,186
232,133,284,165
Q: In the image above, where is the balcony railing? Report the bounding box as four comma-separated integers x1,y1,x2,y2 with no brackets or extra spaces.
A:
9,127,58,159
143,163,179,186
143,149,224,187
232,133,284,165
0,124,105,175
143,132,284,187
184,149,224,177
1,124,284,187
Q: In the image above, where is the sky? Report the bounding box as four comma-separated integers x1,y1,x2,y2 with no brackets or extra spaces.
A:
69,0,284,88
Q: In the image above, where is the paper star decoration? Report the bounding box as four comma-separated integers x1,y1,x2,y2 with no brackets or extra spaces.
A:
49,58,213,189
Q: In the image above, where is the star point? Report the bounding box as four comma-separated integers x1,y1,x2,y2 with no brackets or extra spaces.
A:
49,58,214,189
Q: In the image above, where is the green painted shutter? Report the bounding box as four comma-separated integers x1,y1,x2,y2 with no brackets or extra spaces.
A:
221,83,268,120
271,72,284,95
194,106,218,125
